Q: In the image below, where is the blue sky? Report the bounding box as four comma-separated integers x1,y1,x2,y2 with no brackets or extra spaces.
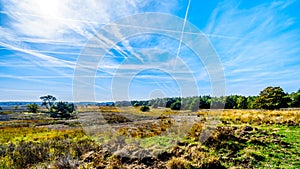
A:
0,0,300,101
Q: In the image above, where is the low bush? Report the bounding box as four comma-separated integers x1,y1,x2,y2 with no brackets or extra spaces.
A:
140,105,150,112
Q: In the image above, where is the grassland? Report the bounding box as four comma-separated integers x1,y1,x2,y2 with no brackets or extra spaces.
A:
0,107,299,169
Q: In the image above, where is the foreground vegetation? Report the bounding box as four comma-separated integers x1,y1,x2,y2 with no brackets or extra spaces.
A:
0,108,299,169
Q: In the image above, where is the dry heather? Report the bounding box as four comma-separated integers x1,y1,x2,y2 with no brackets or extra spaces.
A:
217,109,300,126
0,109,299,168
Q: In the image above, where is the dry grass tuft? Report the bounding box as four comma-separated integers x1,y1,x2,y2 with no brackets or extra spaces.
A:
167,157,192,169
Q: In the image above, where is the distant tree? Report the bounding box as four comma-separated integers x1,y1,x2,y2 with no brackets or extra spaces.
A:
225,95,238,109
246,96,257,109
157,99,164,107
289,91,300,107
133,102,139,107
211,97,225,109
255,86,289,110
180,98,191,110
115,101,131,107
189,100,199,112
166,98,178,108
131,101,137,106
170,101,181,110
152,102,158,108
51,101,75,118
199,96,211,109
40,95,56,111
148,99,154,106
236,96,247,109
27,103,39,113
140,105,150,112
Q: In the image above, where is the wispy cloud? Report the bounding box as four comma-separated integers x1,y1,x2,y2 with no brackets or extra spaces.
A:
0,41,75,68
0,0,183,101
204,1,300,94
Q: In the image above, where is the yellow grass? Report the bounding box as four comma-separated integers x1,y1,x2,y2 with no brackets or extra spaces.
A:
218,109,300,125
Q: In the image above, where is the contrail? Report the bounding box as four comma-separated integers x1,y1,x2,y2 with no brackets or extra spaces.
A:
174,0,191,68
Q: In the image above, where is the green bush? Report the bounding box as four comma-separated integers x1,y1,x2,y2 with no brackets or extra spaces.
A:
140,105,150,112
26,103,39,113
51,101,75,118
170,101,181,110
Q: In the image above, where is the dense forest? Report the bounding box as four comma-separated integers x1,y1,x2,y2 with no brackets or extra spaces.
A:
115,86,300,111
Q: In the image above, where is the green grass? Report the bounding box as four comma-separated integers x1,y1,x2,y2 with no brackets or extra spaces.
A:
259,125,300,168
213,124,300,169
139,135,181,149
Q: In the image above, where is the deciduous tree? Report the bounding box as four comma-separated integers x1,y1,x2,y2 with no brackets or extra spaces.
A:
255,86,289,110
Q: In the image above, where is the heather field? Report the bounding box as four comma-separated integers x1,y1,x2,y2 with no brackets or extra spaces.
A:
0,108,299,169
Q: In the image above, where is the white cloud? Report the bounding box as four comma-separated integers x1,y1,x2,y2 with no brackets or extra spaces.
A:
2,0,179,40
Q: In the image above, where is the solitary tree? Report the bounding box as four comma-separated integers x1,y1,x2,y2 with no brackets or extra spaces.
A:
255,86,289,110
27,103,39,113
40,95,56,111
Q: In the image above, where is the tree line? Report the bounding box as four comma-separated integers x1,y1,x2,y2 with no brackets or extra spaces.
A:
26,86,300,114
115,86,300,111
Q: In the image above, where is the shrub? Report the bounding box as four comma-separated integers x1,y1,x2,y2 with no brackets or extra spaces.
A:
26,103,39,113
140,105,150,112
167,157,191,169
51,101,75,118
170,101,181,110
8,141,50,168
53,156,79,169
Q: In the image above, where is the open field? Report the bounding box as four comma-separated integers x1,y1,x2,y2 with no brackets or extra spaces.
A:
0,107,299,169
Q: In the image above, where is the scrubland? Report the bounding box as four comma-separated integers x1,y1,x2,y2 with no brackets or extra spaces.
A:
0,108,299,169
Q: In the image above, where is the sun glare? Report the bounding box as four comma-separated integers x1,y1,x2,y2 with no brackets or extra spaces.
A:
34,0,62,18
